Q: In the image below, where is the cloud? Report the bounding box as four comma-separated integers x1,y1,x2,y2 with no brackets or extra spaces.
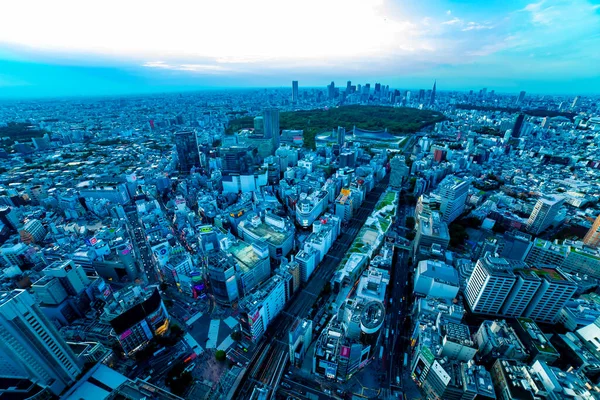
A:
462,22,493,31
442,17,462,25
142,61,231,73
446,10,452,15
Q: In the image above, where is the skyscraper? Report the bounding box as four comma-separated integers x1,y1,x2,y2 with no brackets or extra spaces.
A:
292,80,299,103
523,268,576,323
0,290,82,395
430,80,437,105
511,114,525,138
438,175,470,224
571,96,580,108
584,214,600,248
516,91,526,105
527,195,565,235
465,255,516,314
174,130,200,173
328,81,335,100
263,108,280,149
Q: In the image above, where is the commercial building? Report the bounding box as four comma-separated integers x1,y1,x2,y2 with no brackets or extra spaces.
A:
413,211,450,258
0,290,82,396
527,195,565,235
302,213,341,265
238,274,287,342
500,268,542,318
289,318,313,366
525,238,568,267
238,212,295,260
561,244,600,279
475,320,529,366
513,317,559,364
413,260,460,300
296,189,329,227
101,286,169,355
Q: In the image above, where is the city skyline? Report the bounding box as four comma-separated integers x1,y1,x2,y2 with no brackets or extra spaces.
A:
1,0,599,98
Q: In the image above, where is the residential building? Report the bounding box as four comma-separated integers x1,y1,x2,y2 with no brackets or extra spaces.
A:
527,195,565,235
523,267,577,323
465,255,516,315
438,175,470,223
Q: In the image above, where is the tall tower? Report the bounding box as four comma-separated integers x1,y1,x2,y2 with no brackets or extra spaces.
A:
0,290,82,395
292,81,299,103
511,114,525,138
430,80,437,105
263,108,280,149
584,214,600,248
571,96,580,109
328,81,335,100
527,195,564,235
174,130,200,173
516,91,526,105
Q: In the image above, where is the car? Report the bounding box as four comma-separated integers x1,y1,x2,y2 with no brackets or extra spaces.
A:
281,382,291,389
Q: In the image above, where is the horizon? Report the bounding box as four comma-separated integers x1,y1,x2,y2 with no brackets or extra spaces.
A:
1,0,599,99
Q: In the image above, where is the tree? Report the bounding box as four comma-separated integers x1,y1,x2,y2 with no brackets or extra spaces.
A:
215,350,227,362
405,216,416,230
231,331,242,341
322,282,332,295
170,325,183,338
159,282,169,292
406,231,416,241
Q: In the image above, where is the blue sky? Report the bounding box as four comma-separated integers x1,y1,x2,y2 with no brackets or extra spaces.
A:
0,0,599,98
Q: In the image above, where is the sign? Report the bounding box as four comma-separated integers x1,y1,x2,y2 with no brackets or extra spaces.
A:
340,346,351,358
119,329,132,340
250,309,261,323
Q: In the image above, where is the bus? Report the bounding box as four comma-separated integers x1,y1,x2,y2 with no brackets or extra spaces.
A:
153,347,166,357
379,346,384,359
403,353,408,368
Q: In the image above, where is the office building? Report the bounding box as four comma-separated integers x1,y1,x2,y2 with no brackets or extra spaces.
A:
238,212,295,260
475,320,529,365
220,146,254,175
295,248,318,283
43,260,90,295
0,290,82,396
527,195,565,235
584,214,600,248
523,267,576,323
525,238,568,267
413,211,450,257
19,219,46,244
292,80,299,103
263,108,280,149
174,130,200,173
561,244,600,279
430,80,436,105
328,81,335,100
572,96,580,108
516,90,526,105
101,286,169,355
389,155,410,188
465,255,516,315
438,176,470,224
500,268,542,317
498,230,533,261
207,252,239,304
511,114,525,138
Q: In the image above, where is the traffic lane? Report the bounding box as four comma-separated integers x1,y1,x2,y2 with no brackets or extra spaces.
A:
282,378,335,400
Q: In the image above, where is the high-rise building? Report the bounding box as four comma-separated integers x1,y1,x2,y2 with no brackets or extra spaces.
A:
43,259,90,295
328,81,335,100
571,96,580,108
0,290,82,395
465,255,516,315
413,211,450,256
336,126,346,147
174,130,200,173
584,214,600,248
19,218,46,244
292,80,299,103
510,114,525,138
527,195,565,235
501,268,542,317
523,267,576,323
263,108,280,149
516,90,526,104
430,80,437,105
389,155,409,188
438,176,470,224
220,146,253,174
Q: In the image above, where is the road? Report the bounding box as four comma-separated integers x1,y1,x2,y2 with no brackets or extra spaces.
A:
235,176,391,399
387,195,415,395
125,209,161,283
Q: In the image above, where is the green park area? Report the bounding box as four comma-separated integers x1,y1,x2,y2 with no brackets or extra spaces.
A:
227,105,445,149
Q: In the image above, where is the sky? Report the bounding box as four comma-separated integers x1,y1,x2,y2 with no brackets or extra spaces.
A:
0,0,599,98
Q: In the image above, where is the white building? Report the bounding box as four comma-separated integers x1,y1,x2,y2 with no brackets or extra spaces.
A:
239,275,287,342
413,260,460,300
465,255,516,315
527,195,565,235
438,175,469,224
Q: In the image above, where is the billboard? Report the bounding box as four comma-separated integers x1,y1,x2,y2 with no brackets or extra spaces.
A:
340,346,351,359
